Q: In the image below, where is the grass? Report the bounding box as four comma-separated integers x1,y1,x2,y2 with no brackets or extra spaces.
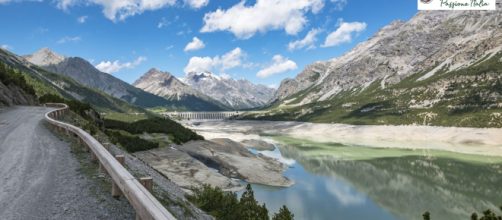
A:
103,112,149,122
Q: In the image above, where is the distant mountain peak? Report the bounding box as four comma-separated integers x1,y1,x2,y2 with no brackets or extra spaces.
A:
25,48,65,66
134,68,176,84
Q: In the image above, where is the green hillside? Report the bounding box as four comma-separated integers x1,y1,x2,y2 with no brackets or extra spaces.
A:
0,48,144,113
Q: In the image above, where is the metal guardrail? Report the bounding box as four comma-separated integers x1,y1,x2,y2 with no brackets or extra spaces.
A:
44,103,176,220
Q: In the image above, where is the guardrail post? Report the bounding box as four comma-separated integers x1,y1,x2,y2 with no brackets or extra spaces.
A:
115,155,125,165
111,155,125,197
139,177,153,192
91,152,97,161
111,182,122,197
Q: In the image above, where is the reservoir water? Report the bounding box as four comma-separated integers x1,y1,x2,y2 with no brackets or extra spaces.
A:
190,121,502,220
251,142,502,220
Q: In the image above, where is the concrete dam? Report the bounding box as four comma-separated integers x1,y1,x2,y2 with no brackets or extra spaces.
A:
162,111,242,120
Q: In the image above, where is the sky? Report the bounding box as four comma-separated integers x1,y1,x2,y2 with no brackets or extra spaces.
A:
0,0,418,87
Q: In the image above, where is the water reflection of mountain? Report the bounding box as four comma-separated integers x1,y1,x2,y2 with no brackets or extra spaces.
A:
279,145,502,220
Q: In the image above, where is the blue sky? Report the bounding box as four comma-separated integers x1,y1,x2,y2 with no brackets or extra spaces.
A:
0,0,417,87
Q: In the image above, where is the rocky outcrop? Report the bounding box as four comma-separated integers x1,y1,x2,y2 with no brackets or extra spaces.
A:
241,139,276,151
135,138,292,192
179,139,292,187
134,146,242,192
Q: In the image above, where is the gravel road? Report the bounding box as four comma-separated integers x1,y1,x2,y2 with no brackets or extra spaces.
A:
0,106,134,219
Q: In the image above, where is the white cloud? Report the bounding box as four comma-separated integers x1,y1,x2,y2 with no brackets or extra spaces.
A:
267,84,278,89
331,0,347,10
95,56,146,74
201,0,324,39
257,55,297,78
157,17,169,28
184,47,245,73
288,28,321,51
184,37,205,52
322,21,366,47
57,36,81,44
77,15,88,23
1,44,10,49
184,0,208,9
55,0,176,21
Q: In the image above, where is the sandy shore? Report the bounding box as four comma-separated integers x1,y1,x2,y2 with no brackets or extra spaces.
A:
187,120,502,157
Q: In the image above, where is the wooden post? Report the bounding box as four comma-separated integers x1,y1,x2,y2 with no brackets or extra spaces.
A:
99,162,106,173
135,177,153,219
139,177,153,192
91,152,97,161
112,182,122,197
115,155,125,166
111,155,125,198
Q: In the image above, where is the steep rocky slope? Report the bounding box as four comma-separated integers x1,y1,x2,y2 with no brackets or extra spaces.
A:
0,48,144,113
0,81,37,107
251,10,502,127
274,10,502,104
133,69,225,111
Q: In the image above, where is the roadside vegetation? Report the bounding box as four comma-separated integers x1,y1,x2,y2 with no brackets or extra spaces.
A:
103,118,203,145
0,62,36,96
187,184,294,220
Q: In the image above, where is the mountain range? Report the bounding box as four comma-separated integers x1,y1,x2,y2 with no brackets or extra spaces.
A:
245,10,502,127
134,70,275,110
22,48,274,111
24,48,226,111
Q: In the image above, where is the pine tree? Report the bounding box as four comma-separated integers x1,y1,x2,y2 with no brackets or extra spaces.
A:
239,184,268,220
422,211,431,220
272,205,294,220
471,213,478,220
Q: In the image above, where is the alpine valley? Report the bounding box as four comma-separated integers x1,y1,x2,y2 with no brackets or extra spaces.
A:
1,4,502,220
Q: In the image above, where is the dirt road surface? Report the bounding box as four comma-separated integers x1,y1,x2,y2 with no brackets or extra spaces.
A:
0,106,134,219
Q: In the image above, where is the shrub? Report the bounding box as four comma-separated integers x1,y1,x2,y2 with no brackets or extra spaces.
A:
104,118,203,144
0,62,36,96
104,129,158,153
272,206,294,220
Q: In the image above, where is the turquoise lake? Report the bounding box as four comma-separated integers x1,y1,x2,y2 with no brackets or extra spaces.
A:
244,143,502,220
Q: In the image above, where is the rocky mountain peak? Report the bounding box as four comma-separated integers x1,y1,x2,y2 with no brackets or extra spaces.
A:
140,68,174,80
24,48,65,66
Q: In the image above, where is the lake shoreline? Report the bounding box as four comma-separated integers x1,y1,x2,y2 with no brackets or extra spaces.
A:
187,120,502,157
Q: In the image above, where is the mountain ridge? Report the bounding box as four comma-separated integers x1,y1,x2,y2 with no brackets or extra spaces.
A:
23,48,222,111
244,9,502,128
134,70,275,110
